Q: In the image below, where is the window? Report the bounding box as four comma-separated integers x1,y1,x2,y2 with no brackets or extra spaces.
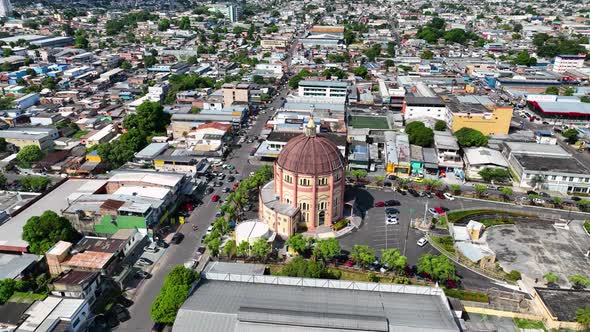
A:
319,201,327,210
299,178,311,186
284,174,292,183
551,175,557,180
569,177,574,181
335,172,341,181
299,202,310,211
318,177,328,186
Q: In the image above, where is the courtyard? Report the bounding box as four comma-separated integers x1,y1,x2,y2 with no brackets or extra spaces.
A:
348,115,390,129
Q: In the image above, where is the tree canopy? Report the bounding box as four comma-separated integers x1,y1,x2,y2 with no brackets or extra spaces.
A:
405,121,434,147
18,176,50,192
276,257,340,279
16,145,44,168
478,168,511,183
380,249,407,273
454,127,488,147
286,234,312,255
22,211,81,254
351,245,376,268
434,120,447,131
313,238,341,262
417,254,456,281
151,266,199,324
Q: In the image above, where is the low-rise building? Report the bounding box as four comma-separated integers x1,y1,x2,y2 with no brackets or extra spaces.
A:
463,147,509,180
0,127,56,151
448,96,513,135
385,132,411,177
48,270,101,304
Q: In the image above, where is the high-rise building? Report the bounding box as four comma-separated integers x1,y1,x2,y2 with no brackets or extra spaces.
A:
0,0,11,18
209,3,241,22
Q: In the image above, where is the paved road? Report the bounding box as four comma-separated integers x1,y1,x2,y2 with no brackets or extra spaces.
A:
116,55,292,332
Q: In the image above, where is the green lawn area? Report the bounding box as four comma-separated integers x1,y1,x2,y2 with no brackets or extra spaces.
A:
9,292,47,303
584,220,590,233
430,235,455,254
72,130,90,138
445,209,535,224
444,288,489,302
349,116,390,129
513,318,546,331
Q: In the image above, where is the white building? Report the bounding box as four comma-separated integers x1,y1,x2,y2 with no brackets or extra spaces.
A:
147,83,170,102
403,96,451,122
463,147,509,180
552,55,585,73
297,80,348,100
208,3,241,22
0,0,11,18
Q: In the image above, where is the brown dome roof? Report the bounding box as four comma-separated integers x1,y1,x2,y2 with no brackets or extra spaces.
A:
276,134,345,175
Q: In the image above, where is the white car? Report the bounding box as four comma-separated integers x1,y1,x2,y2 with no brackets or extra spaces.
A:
206,225,213,235
385,216,399,225
428,208,438,216
443,193,455,200
417,237,428,247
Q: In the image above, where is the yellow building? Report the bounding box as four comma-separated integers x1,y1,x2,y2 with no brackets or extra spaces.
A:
448,96,513,135
222,83,250,107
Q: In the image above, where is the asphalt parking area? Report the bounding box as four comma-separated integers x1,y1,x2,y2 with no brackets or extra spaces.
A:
486,220,590,285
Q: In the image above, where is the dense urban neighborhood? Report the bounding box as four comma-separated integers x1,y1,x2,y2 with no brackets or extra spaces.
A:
0,0,589,331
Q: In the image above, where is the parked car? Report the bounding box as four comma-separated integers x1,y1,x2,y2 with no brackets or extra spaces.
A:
374,201,385,207
211,194,220,202
417,237,428,247
443,193,455,200
156,240,168,248
435,192,445,199
385,215,399,225
408,188,420,197
144,242,159,253
345,260,354,267
434,207,446,215
527,190,539,196
136,258,153,266
428,208,439,216
395,187,407,195
113,304,130,322
184,259,197,270
532,198,545,205
385,208,400,214
206,225,213,235
135,270,151,279
228,176,236,182
384,199,400,206
421,191,433,198
222,187,231,193
539,192,551,198
171,233,184,244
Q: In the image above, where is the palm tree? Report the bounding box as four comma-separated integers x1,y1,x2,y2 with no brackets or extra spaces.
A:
474,184,487,198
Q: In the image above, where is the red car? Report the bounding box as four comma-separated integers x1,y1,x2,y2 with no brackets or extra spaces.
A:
185,203,193,212
434,207,445,215
435,192,445,199
345,260,354,267
374,201,385,207
211,194,220,202
232,182,239,190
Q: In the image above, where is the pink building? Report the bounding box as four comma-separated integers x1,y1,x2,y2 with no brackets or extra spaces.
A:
259,119,346,238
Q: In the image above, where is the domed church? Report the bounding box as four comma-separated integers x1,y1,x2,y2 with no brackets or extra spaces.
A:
258,119,346,238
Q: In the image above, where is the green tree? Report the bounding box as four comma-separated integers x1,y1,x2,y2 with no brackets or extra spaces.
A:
124,101,171,136
474,184,488,198
158,19,171,31
207,237,221,257
570,274,590,289
386,41,396,57
252,75,265,85
409,126,434,147
74,29,89,49
223,240,236,258
417,254,456,281
353,66,369,79
543,272,559,284
178,17,191,30
251,238,271,260
163,265,199,289
421,50,434,59
454,128,488,147
513,50,537,66
22,211,81,254
350,169,367,180
143,55,157,68
576,307,590,328
277,257,340,279
313,238,341,262
0,279,16,304
151,284,189,323
506,270,522,282
563,87,575,96
286,233,312,255
380,249,407,273
434,120,447,131
478,168,511,182
500,187,513,201
18,176,50,192
449,184,461,195
16,145,44,168
562,128,579,144
545,86,559,95
351,245,376,268
236,241,250,257
120,61,132,70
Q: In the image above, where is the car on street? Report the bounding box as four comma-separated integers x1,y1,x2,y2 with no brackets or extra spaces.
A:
417,237,428,247
421,191,433,198
435,192,445,199
136,258,153,266
228,176,236,182
211,194,220,202
571,196,582,201
206,187,214,194
206,225,213,235
385,208,399,214
232,182,239,190
532,198,545,205
384,199,400,206
408,188,420,197
222,187,231,193
434,207,445,215
144,242,159,253
171,233,184,244
443,193,455,200
135,270,151,279
428,208,439,216
374,201,385,207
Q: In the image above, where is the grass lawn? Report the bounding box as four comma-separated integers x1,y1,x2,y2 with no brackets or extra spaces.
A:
444,288,489,302
513,318,546,331
349,116,390,129
430,235,455,254
72,130,90,138
445,209,535,224
584,220,590,233
9,292,47,303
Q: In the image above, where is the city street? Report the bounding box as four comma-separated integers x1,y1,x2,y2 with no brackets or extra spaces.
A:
116,73,289,332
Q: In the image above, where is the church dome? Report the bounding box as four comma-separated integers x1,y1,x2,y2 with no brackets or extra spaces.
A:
276,119,345,175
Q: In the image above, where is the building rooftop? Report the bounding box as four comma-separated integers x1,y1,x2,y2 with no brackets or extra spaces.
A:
51,270,99,287
513,155,589,174
404,96,445,106
504,142,570,157
535,288,590,322
260,181,299,217
0,253,41,280
203,261,266,276
107,171,184,188
19,296,85,332
0,180,103,252
434,132,460,151
173,274,458,332
463,147,508,167
298,80,348,88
